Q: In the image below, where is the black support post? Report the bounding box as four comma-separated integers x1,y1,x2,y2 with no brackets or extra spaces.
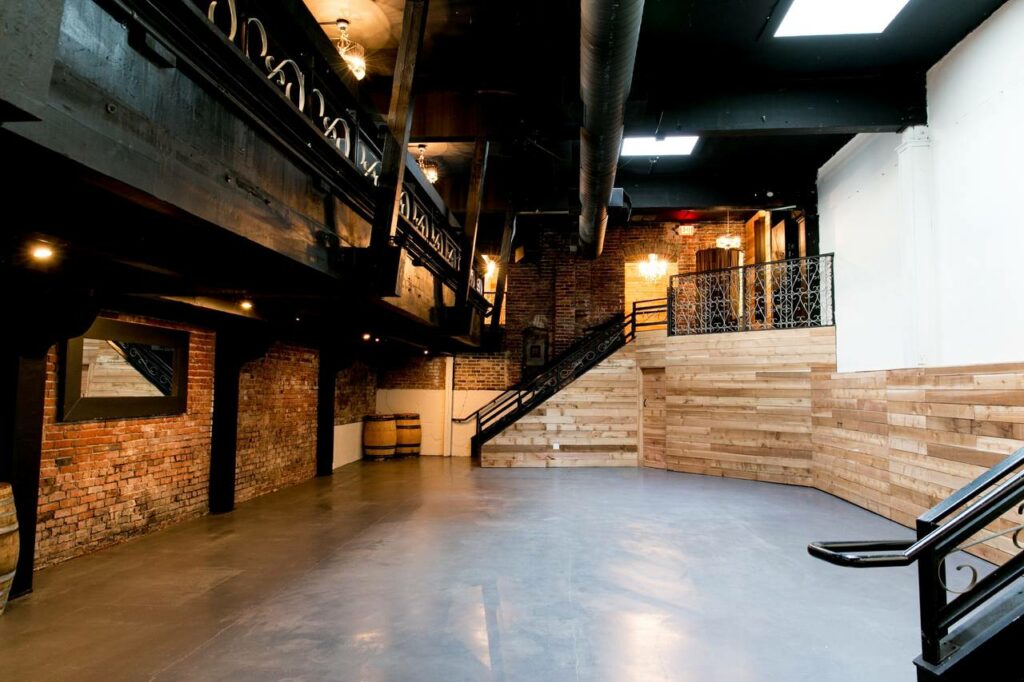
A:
315,348,337,477
209,334,241,515
456,137,490,307
0,351,47,598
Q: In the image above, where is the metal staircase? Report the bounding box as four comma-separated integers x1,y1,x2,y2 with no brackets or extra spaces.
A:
458,298,667,457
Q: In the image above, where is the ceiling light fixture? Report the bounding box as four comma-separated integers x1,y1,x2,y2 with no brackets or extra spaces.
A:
621,136,699,157
638,254,669,283
717,235,742,250
240,300,254,311
362,333,372,341
775,0,911,37
30,244,55,261
417,144,440,184
482,255,497,278
336,18,367,80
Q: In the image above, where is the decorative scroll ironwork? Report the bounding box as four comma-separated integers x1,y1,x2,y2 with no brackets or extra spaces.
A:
668,254,834,336
938,505,1024,594
196,0,463,274
111,341,175,396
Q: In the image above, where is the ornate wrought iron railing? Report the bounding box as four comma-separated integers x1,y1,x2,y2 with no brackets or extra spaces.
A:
122,0,467,285
809,447,1024,677
111,341,175,396
456,299,667,451
667,253,834,336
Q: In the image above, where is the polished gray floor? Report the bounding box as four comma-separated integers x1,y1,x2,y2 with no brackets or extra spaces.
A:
1,459,930,681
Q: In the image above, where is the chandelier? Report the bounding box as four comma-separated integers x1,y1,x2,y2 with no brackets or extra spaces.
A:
638,253,668,282
335,19,366,81
417,144,440,184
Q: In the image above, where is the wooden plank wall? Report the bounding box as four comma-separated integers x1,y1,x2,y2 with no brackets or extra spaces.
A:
481,346,639,468
663,328,837,486
813,363,1024,564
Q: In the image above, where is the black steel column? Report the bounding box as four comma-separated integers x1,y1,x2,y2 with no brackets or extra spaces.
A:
209,333,241,514
0,351,46,598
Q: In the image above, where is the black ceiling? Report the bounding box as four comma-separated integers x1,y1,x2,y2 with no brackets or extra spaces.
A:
357,0,1010,216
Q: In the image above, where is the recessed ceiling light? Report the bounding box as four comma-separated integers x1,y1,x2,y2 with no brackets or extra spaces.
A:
362,333,372,341
240,300,253,311
775,0,911,37
621,136,699,157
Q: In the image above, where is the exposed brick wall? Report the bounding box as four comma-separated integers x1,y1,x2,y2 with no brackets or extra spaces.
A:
235,343,318,504
379,356,446,389
36,315,215,569
335,360,376,424
499,221,748,383
454,353,510,390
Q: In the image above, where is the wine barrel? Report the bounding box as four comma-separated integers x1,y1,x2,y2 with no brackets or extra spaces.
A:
0,482,19,616
394,413,422,456
362,415,397,459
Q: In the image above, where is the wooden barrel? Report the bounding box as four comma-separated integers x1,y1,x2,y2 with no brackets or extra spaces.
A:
394,413,422,456
0,482,19,615
362,415,397,459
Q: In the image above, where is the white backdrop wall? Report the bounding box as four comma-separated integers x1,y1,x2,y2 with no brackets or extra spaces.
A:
818,0,1024,372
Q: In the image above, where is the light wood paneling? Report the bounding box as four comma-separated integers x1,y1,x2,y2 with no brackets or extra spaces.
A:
664,328,836,487
481,347,639,468
642,368,667,469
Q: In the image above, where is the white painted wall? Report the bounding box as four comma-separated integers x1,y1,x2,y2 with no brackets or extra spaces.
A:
333,422,363,469
451,390,503,457
818,0,1024,371
376,389,447,455
927,0,1024,367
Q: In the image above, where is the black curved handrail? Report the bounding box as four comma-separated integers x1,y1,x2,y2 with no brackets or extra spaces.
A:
808,446,1024,667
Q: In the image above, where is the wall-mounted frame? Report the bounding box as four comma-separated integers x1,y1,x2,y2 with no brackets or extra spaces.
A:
59,318,189,422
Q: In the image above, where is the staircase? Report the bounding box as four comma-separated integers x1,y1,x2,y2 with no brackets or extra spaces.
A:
459,299,667,457
809,446,1024,680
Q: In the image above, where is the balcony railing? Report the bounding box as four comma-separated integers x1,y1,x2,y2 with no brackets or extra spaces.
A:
667,253,835,336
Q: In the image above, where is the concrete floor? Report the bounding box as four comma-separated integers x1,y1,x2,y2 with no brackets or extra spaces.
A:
1,459,933,681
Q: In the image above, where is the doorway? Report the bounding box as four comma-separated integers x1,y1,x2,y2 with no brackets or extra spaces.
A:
641,367,667,469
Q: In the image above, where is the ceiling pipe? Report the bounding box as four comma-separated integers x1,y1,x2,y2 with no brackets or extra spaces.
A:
579,0,645,259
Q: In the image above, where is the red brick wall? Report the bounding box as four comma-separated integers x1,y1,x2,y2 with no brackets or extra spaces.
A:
235,343,319,504
378,356,446,389
335,360,376,424
36,315,215,569
453,353,509,390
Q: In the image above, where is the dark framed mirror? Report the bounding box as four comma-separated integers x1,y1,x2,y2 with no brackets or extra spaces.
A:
59,318,189,422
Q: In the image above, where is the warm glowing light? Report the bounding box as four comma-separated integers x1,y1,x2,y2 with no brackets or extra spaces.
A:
638,254,668,282
423,349,430,355
336,19,367,80
240,300,253,311
362,333,372,341
31,244,54,261
374,337,381,343
483,255,497,278
716,235,742,250
676,224,696,237
417,144,440,184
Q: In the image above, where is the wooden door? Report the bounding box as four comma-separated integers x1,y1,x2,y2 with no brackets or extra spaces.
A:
641,368,666,469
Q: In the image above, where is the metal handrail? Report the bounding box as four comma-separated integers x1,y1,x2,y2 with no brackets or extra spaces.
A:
456,301,668,441
808,446,1024,666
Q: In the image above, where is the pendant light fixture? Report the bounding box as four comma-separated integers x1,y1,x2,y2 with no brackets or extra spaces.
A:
638,253,668,283
417,144,440,184
335,18,367,81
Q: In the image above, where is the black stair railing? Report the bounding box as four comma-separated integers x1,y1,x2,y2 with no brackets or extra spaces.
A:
457,299,667,451
809,446,1024,677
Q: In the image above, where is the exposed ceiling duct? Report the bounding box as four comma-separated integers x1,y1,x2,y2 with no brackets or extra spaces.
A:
578,0,645,259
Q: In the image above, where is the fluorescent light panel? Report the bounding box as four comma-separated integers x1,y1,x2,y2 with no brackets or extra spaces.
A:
775,0,911,37
621,136,699,157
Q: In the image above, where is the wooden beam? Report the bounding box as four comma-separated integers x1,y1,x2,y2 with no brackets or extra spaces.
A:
368,0,429,294
457,137,490,306
489,210,515,335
